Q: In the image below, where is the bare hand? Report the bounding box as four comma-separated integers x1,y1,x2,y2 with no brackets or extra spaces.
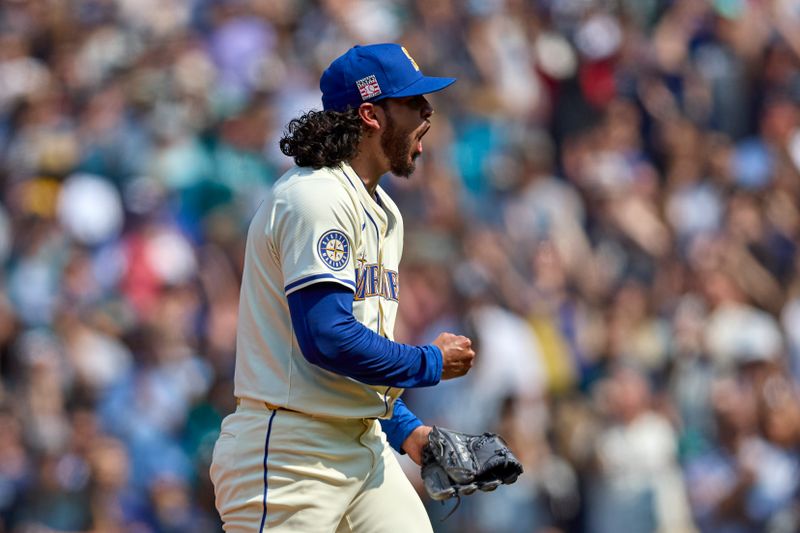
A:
402,425,432,465
432,332,475,380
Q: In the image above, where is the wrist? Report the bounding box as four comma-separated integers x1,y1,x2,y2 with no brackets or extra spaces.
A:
400,420,425,451
402,424,432,465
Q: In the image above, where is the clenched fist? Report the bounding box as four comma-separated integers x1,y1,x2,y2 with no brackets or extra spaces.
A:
432,332,475,380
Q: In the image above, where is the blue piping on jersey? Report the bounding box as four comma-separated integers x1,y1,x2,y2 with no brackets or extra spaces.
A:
342,170,384,335
259,409,278,532
285,273,355,294
342,170,381,244
343,170,381,243
362,208,380,236
363,208,381,334
342,170,358,191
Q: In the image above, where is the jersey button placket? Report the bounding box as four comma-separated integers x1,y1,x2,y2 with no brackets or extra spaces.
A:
375,221,393,419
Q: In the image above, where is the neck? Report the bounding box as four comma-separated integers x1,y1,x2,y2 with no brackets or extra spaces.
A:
347,142,387,198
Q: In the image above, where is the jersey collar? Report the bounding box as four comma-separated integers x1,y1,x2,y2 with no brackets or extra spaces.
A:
339,162,389,225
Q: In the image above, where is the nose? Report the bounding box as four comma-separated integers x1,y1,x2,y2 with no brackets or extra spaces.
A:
421,97,433,119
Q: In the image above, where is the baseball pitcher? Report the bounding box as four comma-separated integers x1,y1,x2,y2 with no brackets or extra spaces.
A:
209,43,475,532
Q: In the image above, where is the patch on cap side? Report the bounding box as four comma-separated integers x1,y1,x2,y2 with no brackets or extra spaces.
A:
356,75,381,100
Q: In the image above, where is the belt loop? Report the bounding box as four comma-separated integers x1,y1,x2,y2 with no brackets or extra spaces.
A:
236,397,286,413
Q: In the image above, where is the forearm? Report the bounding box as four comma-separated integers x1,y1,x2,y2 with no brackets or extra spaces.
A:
287,283,442,388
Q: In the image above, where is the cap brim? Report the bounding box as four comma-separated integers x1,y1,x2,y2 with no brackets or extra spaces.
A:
390,76,456,98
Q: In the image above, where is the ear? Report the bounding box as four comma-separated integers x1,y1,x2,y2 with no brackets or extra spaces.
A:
358,103,384,132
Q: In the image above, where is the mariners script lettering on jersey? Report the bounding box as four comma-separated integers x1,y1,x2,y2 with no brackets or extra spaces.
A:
354,260,399,302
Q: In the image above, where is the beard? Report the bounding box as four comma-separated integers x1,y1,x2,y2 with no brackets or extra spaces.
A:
380,110,417,178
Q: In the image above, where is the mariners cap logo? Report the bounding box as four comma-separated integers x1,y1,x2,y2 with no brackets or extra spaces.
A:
356,74,382,100
318,230,350,271
401,47,420,71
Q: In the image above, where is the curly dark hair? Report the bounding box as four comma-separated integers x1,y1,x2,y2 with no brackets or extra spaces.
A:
279,108,366,169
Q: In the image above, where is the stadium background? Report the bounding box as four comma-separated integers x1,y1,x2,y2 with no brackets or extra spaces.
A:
2,0,800,531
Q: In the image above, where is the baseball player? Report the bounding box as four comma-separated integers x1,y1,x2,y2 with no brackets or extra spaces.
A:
209,43,475,532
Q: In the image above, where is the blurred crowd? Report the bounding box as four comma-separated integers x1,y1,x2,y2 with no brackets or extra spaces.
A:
2,0,800,531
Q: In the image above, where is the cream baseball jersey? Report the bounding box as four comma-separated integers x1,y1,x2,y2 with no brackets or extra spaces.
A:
233,161,404,419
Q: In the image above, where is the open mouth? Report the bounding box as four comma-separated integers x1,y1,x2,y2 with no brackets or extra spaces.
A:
415,123,431,155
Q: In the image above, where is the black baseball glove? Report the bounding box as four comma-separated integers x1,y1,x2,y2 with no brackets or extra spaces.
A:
421,426,523,501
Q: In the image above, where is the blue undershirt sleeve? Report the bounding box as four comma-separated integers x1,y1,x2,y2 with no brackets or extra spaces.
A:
286,283,443,388
379,397,423,454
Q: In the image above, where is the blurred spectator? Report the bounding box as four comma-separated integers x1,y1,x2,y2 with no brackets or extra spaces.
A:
685,370,800,533
587,365,694,533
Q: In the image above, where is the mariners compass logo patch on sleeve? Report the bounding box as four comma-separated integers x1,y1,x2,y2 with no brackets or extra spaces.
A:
317,230,350,271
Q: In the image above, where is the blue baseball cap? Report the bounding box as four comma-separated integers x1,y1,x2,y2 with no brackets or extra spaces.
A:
320,43,456,112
